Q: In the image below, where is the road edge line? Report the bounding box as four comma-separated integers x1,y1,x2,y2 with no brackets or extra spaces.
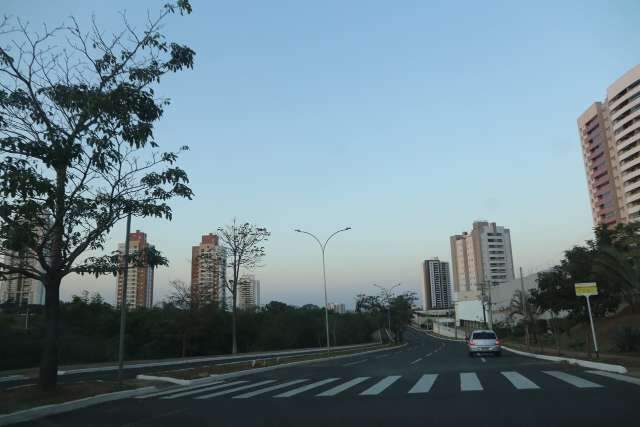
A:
408,325,465,342
0,386,157,426
502,346,628,374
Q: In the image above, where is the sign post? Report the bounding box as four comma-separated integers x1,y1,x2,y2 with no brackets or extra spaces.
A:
574,282,599,358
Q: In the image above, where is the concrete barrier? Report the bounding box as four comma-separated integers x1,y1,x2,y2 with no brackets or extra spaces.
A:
503,346,628,374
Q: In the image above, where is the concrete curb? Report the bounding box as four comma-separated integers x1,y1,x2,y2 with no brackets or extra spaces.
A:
209,343,407,381
502,346,628,374
0,386,156,426
43,342,375,376
136,375,191,386
136,343,407,396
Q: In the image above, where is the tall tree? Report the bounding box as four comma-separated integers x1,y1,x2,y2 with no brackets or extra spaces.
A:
217,219,269,354
0,1,194,390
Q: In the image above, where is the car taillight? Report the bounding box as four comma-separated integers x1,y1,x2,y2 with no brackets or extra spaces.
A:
495,339,501,345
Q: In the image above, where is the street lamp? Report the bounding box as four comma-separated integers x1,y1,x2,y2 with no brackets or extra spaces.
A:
295,226,351,353
374,283,400,341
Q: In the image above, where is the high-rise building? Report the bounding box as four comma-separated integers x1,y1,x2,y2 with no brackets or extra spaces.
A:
578,65,640,226
328,303,346,314
421,258,452,310
237,274,260,310
450,221,515,301
0,251,45,306
191,233,227,306
115,230,154,310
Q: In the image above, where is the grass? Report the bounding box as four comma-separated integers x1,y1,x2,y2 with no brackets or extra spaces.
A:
0,379,143,415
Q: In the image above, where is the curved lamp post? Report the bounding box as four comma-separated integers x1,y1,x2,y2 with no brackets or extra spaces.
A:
295,227,351,353
373,283,401,340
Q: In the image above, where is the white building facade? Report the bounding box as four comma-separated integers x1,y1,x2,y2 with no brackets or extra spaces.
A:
421,258,452,310
237,274,260,310
0,251,45,306
450,221,515,302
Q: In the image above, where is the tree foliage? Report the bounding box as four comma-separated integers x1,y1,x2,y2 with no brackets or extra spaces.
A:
0,1,194,390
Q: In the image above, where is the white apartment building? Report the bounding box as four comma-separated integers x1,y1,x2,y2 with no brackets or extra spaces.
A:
237,274,260,310
0,251,45,306
450,221,515,301
578,64,640,226
328,303,346,314
421,258,452,310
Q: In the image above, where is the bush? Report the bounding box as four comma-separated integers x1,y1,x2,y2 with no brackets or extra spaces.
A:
613,327,640,352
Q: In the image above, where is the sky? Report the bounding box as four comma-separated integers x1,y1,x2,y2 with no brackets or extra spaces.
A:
4,0,640,308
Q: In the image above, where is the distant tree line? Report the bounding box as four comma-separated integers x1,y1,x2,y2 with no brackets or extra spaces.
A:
0,290,383,371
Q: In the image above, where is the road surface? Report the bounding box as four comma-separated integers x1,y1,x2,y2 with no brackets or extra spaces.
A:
16,328,640,426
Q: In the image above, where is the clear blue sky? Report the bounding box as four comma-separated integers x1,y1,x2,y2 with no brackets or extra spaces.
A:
5,0,640,307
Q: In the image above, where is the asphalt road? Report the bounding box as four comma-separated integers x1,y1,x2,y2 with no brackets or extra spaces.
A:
16,328,640,427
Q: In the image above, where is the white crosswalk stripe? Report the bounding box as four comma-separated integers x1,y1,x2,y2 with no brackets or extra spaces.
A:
160,381,247,399
360,376,401,395
137,381,225,399
137,369,622,400
543,371,603,388
501,371,540,390
274,378,341,398
233,379,309,399
586,370,640,386
195,380,276,399
408,374,438,394
317,377,370,396
460,372,483,391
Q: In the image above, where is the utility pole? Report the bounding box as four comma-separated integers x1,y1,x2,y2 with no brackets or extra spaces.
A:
487,279,493,329
519,267,530,350
117,213,132,385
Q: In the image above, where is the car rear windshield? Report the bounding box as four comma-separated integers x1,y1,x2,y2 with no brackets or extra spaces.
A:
473,332,496,340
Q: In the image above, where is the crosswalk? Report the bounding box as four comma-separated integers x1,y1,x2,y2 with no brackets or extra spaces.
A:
136,370,637,400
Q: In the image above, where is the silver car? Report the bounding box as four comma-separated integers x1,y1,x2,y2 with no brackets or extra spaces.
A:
467,329,501,357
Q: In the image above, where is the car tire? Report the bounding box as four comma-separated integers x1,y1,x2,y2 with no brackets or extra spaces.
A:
468,352,473,358
495,351,502,357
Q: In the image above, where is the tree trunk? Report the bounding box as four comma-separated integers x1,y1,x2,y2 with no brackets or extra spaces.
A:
39,279,60,391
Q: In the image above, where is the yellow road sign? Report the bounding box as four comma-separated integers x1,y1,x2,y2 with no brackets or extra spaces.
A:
575,282,598,297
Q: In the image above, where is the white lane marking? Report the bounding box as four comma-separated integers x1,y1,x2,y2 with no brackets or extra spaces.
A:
160,381,246,399
408,374,438,394
343,359,368,367
543,371,603,388
360,375,401,395
425,352,433,357
501,371,540,390
317,377,370,396
232,379,308,399
410,358,422,365
138,381,224,399
195,380,277,399
586,370,640,386
274,378,341,397
375,354,389,359
460,372,483,391
481,357,486,363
